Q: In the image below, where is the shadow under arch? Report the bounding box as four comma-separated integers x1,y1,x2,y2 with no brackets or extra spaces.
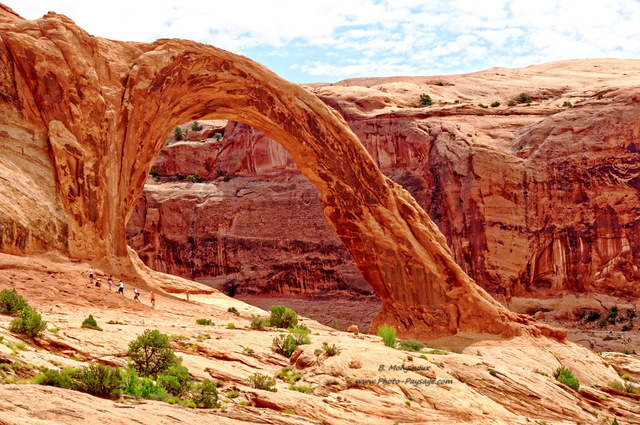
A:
0,12,563,341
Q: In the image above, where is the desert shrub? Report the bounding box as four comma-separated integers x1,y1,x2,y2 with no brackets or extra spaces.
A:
128,329,179,377
608,306,619,324
186,173,203,183
516,93,532,104
419,93,433,107
399,340,424,352
213,132,223,140
621,324,631,332
597,94,604,100
191,121,203,131
269,305,298,329
321,341,340,356
507,100,516,106
626,308,636,321
562,101,572,107
227,307,240,316
288,325,311,345
71,364,123,399
553,366,580,392
491,101,500,107
247,373,277,391
250,315,269,330
173,127,184,141
477,103,488,108
289,384,313,393
196,318,214,326
582,310,601,323
10,307,47,338
122,367,167,399
378,325,396,348
33,367,74,388
157,364,191,396
609,379,640,395
272,334,299,358
0,289,28,316
81,314,102,331
226,390,239,398
192,379,219,408
157,374,180,396
276,366,301,383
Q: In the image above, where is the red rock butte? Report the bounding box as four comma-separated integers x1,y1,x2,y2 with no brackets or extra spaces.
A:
0,6,563,340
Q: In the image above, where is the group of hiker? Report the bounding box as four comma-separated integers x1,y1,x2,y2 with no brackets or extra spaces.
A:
88,267,155,307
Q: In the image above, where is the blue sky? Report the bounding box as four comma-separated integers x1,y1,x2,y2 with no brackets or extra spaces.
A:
14,0,640,84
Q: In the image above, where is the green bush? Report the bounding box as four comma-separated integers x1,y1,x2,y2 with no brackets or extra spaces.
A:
71,364,123,399
289,384,313,393
491,101,500,107
227,307,240,316
250,315,268,330
33,367,74,388
553,366,580,392
269,305,298,329
128,329,179,377
516,93,532,104
0,289,28,316
191,121,203,131
213,132,223,140
321,341,340,356
562,101,572,107
187,173,203,183
10,307,47,338
247,373,276,391
507,100,516,106
196,318,214,326
288,325,311,345
609,379,640,394
419,93,433,107
398,340,424,352
272,334,300,358
173,127,184,141
157,364,191,396
378,325,396,348
192,379,219,408
81,314,102,331
276,366,301,383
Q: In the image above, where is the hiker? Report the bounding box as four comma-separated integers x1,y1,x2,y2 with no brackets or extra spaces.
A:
186,290,189,301
107,276,113,292
88,266,94,284
150,291,155,308
133,288,140,302
118,280,124,296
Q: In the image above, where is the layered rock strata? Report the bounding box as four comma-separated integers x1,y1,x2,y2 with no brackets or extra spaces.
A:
130,60,640,304
0,8,555,339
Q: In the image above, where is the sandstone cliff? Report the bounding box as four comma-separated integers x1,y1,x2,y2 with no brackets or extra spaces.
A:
128,59,640,305
0,7,556,340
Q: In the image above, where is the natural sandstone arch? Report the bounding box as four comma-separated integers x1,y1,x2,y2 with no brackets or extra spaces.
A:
0,8,563,340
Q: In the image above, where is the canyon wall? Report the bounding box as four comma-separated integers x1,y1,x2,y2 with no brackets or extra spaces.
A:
1,8,554,340
128,61,640,301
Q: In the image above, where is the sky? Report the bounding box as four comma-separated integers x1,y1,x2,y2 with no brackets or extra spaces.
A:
13,0,640,84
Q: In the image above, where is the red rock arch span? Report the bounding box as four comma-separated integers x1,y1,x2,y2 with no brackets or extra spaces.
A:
0,10,563,340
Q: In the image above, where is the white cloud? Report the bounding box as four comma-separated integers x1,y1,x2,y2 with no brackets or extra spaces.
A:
12,0,640,82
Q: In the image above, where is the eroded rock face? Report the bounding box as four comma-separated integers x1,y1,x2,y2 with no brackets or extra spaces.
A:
0,9,555,340
129,61,640,303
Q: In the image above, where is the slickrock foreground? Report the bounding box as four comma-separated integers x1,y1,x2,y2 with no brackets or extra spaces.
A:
0,6,558,340
0,254,635,425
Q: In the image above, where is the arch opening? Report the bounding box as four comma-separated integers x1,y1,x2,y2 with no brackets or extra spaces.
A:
126,118,382,332
0,13,565,340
